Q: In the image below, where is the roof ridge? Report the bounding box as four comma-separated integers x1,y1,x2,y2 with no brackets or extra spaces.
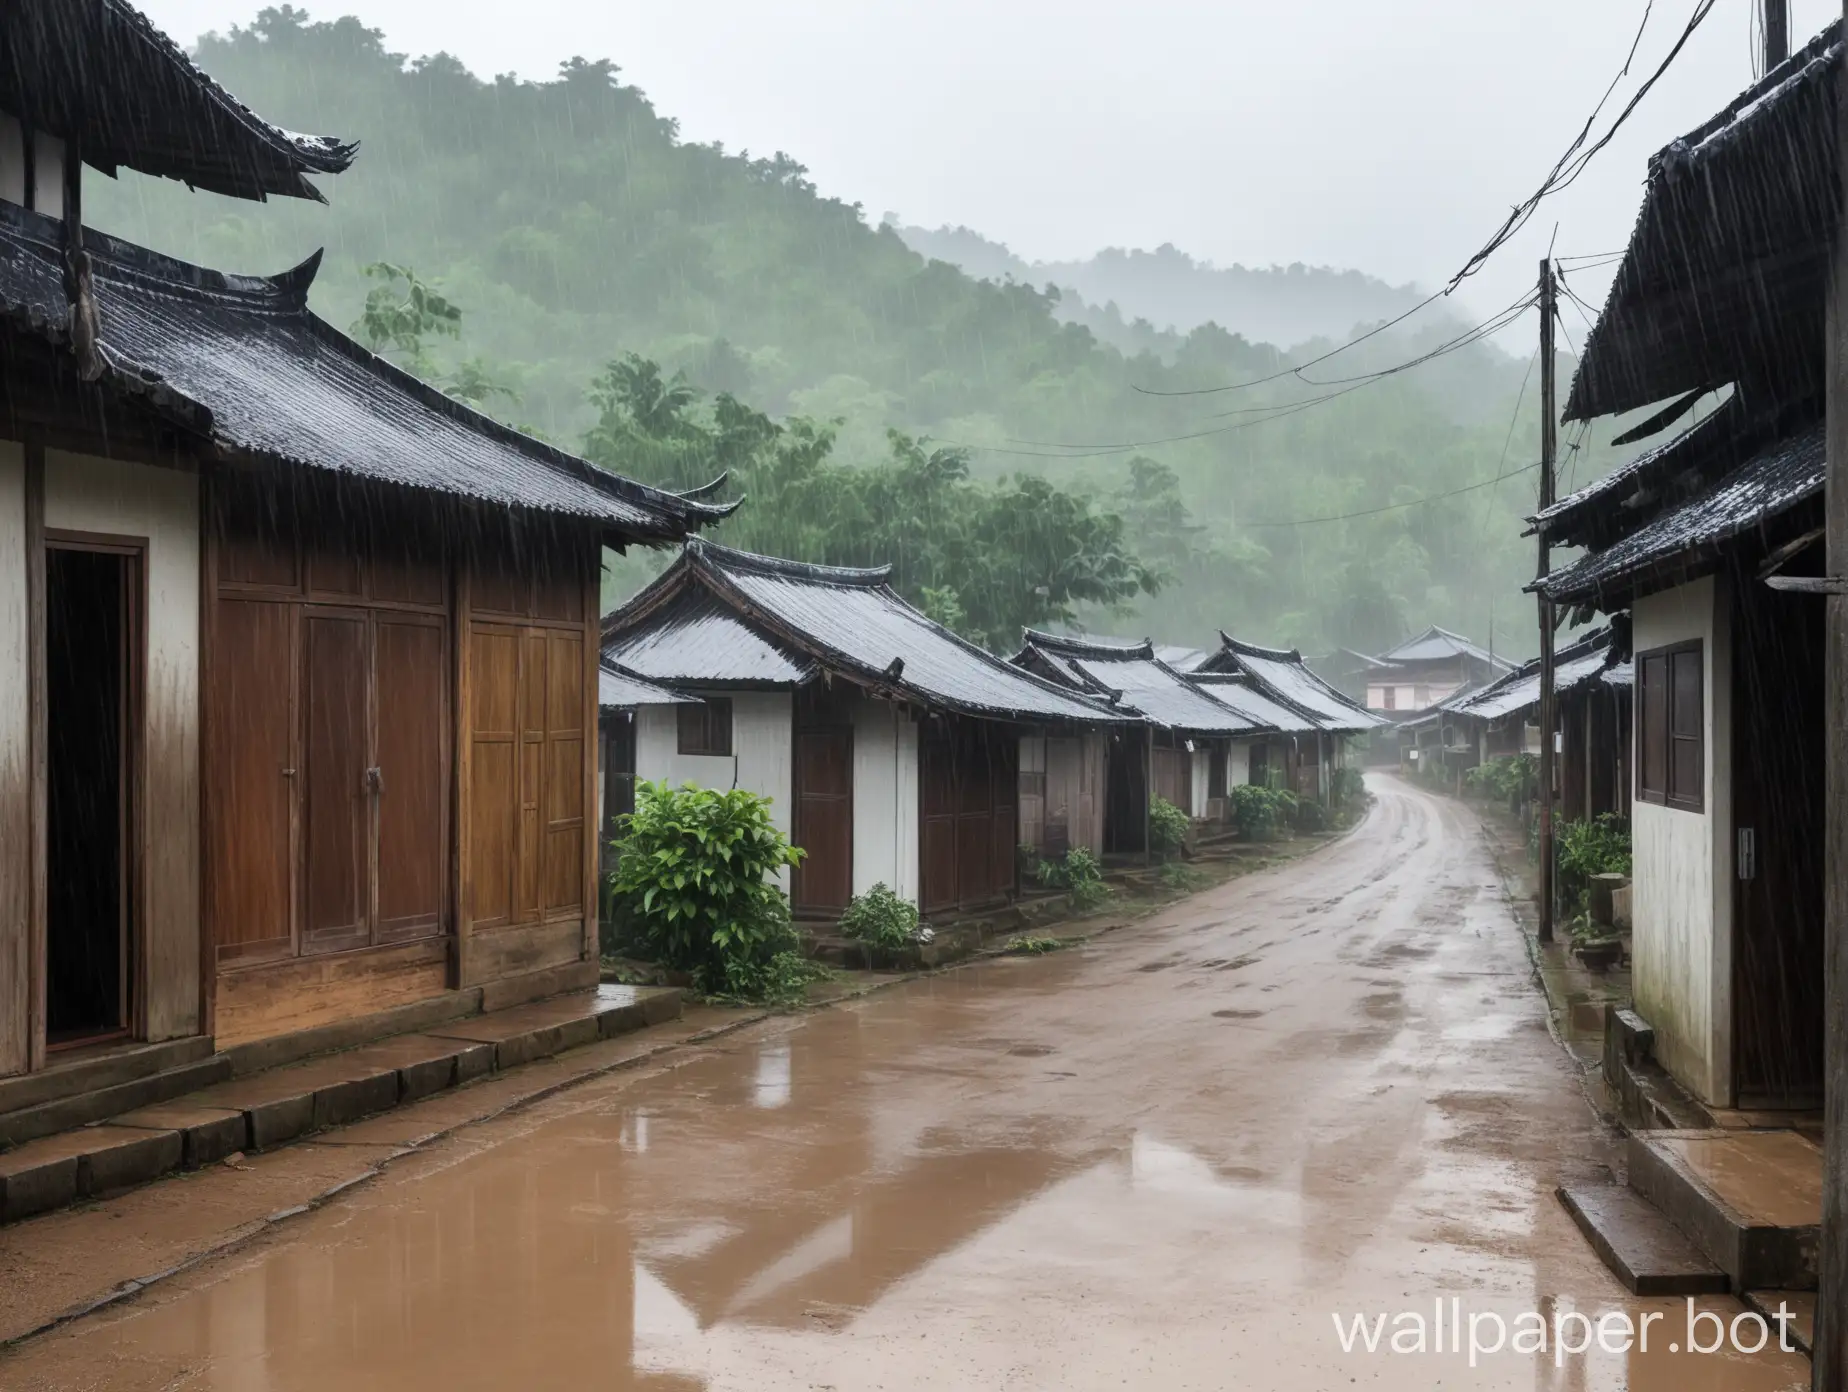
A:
689,538,892,585
1217,630,1301,662
1021,627,1156,661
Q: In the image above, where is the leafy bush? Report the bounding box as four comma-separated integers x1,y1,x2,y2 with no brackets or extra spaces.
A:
1148,797,1190,858
1557,814,1633,910
1035,847,1111,909
1157,860,1207,893
608,780,808,1001
1330,767,1366,809
1467,754,1538,804
1231,784,1297,841
1294,798,1330,833
838,882,921,949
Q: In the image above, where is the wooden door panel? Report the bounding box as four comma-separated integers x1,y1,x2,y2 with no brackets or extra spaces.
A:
301,612,369,951
375,617,446,941
468,626,520,928
517,631,546,922
793,728,853,914
211,598,295,961
542,631,587,916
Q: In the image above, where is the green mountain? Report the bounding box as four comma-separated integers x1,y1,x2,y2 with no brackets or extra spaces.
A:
87,6,1618,660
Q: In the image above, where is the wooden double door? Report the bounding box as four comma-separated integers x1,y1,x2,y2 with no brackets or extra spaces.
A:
920,717,1018,917
791,686,854,917
214,600,448,963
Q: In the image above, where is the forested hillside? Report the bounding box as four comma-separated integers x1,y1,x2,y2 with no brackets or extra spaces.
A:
88,6,1623,659
892,224,1427,349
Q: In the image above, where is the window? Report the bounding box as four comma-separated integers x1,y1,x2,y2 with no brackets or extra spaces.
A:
1382,686,1397,711
1637,641,1703,812
677,697,733,756
1208,742,1228,801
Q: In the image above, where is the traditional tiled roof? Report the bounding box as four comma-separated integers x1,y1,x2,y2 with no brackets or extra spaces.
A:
1537,423,1824,608
1372,626,1511,671
0,0,356,203
1445,630,1618,723
0,204,732,538
1209,634,1388,732
1013,630,1265,735
1185,673,1317,734
1565,22,1841,422
598,663,700,710
604,544,1120,723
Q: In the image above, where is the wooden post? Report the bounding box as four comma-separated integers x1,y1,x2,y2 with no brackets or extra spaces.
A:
1536,260,1558,943
1765,0,1789,72
1143,725,1153,865
1817,14,1848,1387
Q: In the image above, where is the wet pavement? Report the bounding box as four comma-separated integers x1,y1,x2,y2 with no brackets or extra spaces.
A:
0,775,1811,1390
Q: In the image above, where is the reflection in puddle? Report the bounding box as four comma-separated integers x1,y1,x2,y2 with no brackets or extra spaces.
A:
753,1042,792,1110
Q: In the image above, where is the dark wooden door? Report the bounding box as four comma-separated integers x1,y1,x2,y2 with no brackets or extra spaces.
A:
467,625,521,930
374,615,447,943
793,727,854,915
955,725,994,909
920,723,959,916
301,610,370,953
212,599,296,963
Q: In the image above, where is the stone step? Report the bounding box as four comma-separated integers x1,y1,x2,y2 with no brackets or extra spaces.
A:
1628,1130,1822,1291
0,985,684,1227
1743,1291,1815,1358
1556,1184,1729,1296
0,1054,232,1151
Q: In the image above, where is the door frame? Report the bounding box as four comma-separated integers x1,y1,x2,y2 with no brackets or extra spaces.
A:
40,528,148,1052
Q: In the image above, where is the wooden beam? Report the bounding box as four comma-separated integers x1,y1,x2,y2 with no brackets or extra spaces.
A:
1817,15,1848,1385
24,442,45,1073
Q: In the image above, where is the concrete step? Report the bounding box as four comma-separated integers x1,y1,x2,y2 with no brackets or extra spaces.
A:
0,984,684,1228
1743,1291,1815,1358
0,1036,215,1118
0,1053,232,1151
1556,1184,1729,1295
1628,1130,1822,1291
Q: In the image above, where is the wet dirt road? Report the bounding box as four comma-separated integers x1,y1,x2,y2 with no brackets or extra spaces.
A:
1,776,1811,1390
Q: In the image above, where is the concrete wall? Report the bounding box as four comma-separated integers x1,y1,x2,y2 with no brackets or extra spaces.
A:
850,696,918,902
635,691,794,884
1630,575,1734,1106
45,451,202,1043
0,444,26,1075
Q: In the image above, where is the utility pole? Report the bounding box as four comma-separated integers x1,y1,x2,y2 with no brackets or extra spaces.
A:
1764,0,1789,72
1536,260,1558,944
1817,12,1848,1390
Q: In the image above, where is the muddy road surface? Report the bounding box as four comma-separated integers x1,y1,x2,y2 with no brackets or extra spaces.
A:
1,775,1810,1390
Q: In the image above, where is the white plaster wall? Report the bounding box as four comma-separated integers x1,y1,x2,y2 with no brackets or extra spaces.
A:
44,451,201,1043
0,444,28,1074
634,691,794,885
850,697,918,903
1190,747,1211,817
1630,575,1733,1106
1226,741,1251,788
30,131,64,217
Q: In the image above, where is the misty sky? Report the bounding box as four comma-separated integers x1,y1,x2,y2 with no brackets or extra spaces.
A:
144,0,1835,329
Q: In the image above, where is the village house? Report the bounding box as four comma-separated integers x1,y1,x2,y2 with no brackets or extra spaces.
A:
1363,626,1515,715
1435,627,1631,821
600,541,1123,920
0,2,729,1085
1534,21,1835,1119
1191,632,1386,801
1008,630,1273,850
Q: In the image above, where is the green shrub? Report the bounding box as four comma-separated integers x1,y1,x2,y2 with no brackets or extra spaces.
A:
608,780,808,1001
1035,846,1111,908
1330,767,1366,809
1004,935,1066,955
838,882,921,949
1148,797,1190,857
1157,860,1207,893
1557,814,1632,910
1468,753,1538,803
1294,797,1329,833
1231,783,1297,841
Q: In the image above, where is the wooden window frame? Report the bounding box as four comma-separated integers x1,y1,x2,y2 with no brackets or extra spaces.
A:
677,697,733,757
1636,639,1704,814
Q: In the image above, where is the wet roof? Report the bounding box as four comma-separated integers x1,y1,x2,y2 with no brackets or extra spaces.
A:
1153,644,1209,672
604,589,815,688
1214,635,1387,732
1538,423,1824,607
1371,626,1510,670
605,544,1119,723
1446,632,1616,723
598,663,700,710
1565,22,1841,421
1185,674,1318,734
0,0,356,203
1014,631,1264,735
0,206,731,537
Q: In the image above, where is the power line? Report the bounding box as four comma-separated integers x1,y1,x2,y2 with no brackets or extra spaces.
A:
1242,461,1543,529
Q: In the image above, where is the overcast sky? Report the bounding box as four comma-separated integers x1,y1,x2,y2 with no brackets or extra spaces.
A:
143,0,1836,328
